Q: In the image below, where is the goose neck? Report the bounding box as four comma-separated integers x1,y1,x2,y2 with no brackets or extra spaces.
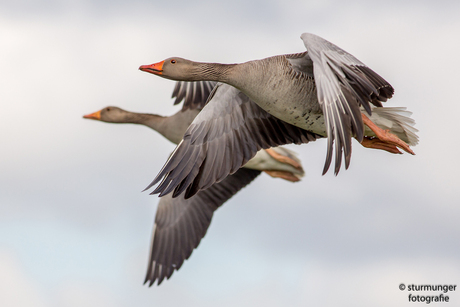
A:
120,112,165,130
191,62,237,83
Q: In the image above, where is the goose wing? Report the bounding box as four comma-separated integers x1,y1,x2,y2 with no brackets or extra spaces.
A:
171,81,217,110
300,33,394,175
144,167,260,286
146,83,320,199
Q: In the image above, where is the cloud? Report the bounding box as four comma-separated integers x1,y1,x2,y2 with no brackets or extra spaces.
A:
53,282,120,307
0,1,459,306
0,250,47,307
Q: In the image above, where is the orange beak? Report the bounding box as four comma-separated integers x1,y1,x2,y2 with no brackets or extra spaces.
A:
139,60,164,75
83,110,101,120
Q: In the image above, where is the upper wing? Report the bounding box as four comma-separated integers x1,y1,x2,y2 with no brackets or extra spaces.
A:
144,167,261,286
171,81,218,111
300,33,394,175
145,83,320,199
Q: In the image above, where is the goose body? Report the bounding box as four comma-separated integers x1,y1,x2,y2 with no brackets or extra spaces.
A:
226,54,325,132
144,54,326,134
140,33,418,198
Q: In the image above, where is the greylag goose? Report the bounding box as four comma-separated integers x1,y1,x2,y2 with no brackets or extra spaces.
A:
140,33,418,199
83,81,307,285
83,105,199,144
83,105,305,181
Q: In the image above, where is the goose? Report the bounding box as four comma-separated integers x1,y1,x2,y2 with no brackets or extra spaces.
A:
83,84,306,181
83,106,305,181
139,33,418,199
83,81,307,285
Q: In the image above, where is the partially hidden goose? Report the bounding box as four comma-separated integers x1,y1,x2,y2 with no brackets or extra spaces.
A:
139,33,418,199
83,82,306,181
83,81,307,285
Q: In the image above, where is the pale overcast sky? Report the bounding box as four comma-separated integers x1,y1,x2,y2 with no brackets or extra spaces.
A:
1,1,459,306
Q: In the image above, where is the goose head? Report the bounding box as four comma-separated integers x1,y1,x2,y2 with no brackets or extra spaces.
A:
83,106,129,123
139,57,197,81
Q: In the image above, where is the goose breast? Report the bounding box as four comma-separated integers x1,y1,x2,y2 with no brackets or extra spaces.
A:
232,54,327,135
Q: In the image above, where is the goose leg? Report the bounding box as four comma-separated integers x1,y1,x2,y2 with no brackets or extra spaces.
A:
263,170,301,182
361,113,415,155
264,148,302,170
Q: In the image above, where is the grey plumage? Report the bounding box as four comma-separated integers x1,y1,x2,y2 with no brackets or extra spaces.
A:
301,33,394,174
172,80,217,110
140,33,417,200
145,168,261,285
146,84,320,198
84,81,309,286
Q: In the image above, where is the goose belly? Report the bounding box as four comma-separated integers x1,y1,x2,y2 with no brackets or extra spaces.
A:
241,76,327,136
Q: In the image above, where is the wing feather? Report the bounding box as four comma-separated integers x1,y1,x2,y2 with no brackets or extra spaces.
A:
144,168,261,286
172,81,218,110
147,84,320,198
301,33,394,174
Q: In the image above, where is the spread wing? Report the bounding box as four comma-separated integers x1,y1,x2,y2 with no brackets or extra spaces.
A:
144,167,261,286
300,33,394,175
171,81,218,111
146,83,320,199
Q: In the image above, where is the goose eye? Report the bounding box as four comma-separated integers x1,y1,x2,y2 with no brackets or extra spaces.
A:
170,59,176,64
106,108,111,111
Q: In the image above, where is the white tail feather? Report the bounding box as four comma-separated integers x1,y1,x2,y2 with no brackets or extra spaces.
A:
366,107,419,146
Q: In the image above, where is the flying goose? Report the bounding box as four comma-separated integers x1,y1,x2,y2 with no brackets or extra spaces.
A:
139,33,418,199
83,81,308,285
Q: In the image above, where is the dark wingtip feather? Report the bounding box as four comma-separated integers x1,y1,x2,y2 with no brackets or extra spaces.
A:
322,140,333,175
170,81,218,111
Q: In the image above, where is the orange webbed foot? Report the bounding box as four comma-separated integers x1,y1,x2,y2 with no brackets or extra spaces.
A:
361,113,415,155
263,170,301,182
264,148,302,170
